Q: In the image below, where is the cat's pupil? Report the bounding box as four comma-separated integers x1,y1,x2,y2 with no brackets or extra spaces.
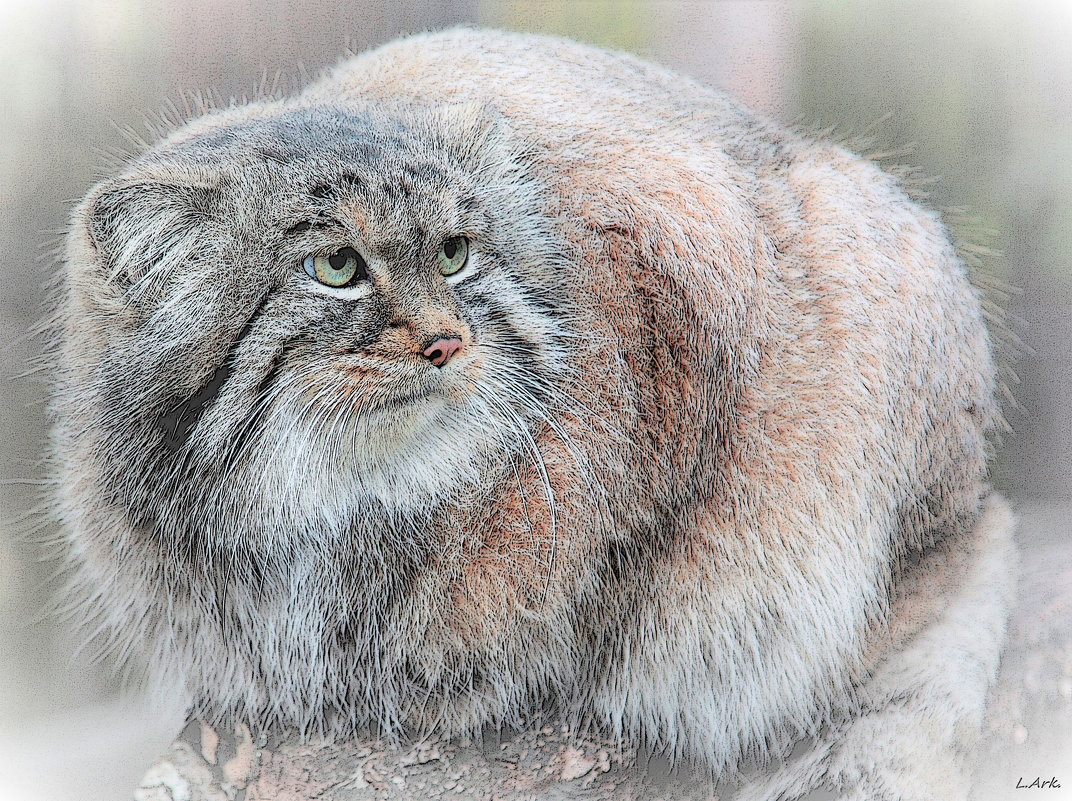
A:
329,251,347,270
443,240,457,259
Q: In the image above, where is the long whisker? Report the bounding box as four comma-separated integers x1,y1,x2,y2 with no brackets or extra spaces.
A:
473,384,557,598
475,345,616,544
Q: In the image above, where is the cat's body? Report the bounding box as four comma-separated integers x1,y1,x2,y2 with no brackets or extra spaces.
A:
54,28,1006,782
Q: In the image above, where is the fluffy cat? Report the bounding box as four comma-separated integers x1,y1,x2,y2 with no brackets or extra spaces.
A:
52,27,1010,784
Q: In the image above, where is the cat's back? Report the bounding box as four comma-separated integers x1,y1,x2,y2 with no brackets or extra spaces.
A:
305,27,996,548
304,27,775,229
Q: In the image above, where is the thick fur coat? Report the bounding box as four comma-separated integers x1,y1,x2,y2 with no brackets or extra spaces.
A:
52,28,1012,796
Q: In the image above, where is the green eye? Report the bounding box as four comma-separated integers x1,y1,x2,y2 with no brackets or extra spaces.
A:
303,247,367,287
437,237,469,276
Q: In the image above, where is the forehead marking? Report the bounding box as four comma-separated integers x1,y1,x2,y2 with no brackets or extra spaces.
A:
284,221,312,237
256,146,291,166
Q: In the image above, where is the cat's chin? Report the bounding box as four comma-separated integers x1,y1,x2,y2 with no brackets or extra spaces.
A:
249,391,503,522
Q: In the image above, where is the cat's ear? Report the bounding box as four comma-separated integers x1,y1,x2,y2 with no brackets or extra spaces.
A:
429,101,514,169
82,177,213,289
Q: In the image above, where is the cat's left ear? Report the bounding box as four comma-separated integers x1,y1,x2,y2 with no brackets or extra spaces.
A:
427,101,515,169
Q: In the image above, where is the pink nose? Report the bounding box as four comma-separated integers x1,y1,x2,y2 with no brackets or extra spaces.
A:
422,337,463,367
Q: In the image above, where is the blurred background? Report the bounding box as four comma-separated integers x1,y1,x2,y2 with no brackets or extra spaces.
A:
1,1,1069,799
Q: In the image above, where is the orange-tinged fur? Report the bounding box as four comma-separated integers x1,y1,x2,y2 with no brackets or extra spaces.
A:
53,28,1010,795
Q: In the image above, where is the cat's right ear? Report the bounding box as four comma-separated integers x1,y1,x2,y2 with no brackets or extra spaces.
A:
80,178,212,291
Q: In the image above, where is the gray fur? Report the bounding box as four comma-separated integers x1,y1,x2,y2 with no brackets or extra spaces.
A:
52,29,1008,784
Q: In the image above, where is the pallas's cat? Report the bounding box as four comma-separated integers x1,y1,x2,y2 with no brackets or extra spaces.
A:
52,28,1008,779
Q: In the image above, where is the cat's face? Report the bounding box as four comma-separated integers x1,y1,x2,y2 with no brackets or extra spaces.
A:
60,102,572,547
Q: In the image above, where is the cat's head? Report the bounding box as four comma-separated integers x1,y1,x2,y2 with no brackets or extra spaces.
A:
56,100,573,549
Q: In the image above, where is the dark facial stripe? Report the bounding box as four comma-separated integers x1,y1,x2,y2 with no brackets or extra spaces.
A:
210,326,317,477
486,302,539,357
254,329,312,398
158,292,272,454
483,301,552,406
